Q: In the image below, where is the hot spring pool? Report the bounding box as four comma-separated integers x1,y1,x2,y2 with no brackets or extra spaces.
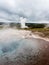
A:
0,29,49,65
0,38,39,55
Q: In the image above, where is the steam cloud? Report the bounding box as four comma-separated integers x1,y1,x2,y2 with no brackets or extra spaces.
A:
0,29,39,62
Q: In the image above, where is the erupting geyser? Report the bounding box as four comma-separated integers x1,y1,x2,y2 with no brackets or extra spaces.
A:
20,17,28,28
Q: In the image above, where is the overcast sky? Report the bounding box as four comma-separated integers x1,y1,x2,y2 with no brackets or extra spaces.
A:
0,0,49,23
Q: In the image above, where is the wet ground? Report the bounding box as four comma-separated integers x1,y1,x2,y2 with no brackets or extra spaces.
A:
0,29,49,65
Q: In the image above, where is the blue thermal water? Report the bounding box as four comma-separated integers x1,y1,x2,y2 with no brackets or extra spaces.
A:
0,40,20,55
0,38,38,56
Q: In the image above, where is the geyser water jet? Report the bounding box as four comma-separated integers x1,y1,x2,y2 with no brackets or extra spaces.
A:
20,17,28,28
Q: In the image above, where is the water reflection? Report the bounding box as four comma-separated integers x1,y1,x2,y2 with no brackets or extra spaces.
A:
0,29,49,65
0,38,49,65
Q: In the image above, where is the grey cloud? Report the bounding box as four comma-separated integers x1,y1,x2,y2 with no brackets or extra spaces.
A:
0,0,49,23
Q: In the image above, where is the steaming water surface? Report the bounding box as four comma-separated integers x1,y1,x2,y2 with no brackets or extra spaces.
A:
0,29,39,55
0,28,49,65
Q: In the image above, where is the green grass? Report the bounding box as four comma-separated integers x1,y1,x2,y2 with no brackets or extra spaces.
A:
0,26,3,29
